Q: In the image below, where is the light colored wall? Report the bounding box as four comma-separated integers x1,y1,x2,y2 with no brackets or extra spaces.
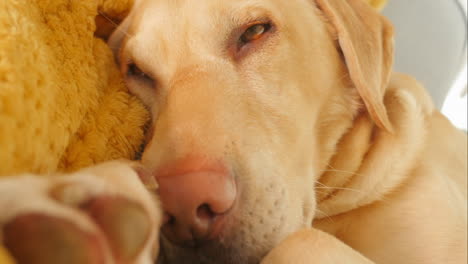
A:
383,0,467,109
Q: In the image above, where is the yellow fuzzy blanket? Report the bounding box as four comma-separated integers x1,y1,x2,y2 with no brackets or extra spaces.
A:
0,0,386,262
0,0,148,176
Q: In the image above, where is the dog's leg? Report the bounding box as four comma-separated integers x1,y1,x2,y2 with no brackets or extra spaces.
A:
0,161,162,264
261,229,374,264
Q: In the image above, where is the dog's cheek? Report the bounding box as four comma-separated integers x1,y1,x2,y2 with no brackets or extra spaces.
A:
239,178,305,254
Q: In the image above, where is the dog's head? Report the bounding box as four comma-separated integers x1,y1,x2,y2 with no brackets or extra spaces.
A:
109,0,393,263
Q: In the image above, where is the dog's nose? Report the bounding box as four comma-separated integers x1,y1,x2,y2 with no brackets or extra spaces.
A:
155,158,236,246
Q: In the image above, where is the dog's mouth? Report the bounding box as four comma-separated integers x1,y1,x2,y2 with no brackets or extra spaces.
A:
157,235,262,264
155,178,265,264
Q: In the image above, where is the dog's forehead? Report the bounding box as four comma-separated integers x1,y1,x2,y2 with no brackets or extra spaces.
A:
125,0,285,70
131,0,280,32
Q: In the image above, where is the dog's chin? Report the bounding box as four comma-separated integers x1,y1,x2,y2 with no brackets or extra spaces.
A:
158,233,266,264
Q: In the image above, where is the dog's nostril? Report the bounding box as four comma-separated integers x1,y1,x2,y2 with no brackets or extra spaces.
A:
196,204,215,221
163,213,175,226
156,163,236,244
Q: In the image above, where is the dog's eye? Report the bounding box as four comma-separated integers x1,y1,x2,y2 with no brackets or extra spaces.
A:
127,63,155,86
240,23,271,44
126,63,156,89
127,63,148,78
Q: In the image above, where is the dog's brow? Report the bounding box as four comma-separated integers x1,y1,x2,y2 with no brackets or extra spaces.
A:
121,38,162,79
230,5,274,28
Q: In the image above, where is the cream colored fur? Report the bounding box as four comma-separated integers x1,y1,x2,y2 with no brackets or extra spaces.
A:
110,0,467,263
0,0,466,263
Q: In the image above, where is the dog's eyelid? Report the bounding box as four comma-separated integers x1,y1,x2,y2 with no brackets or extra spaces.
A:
229,18,276,60
242,16,272,27
239,22,272,44
127,63,145,76
125,60,151,78
125,62,157,89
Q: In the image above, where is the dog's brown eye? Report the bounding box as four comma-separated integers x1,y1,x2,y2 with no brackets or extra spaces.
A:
240,23,271,44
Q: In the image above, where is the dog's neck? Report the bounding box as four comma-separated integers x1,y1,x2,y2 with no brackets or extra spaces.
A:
315,74,434,219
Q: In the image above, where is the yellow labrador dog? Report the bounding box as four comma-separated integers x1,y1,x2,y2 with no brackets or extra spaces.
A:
1,0,467,263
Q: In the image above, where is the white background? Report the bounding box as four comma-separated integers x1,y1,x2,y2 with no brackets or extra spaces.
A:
383,0,467,130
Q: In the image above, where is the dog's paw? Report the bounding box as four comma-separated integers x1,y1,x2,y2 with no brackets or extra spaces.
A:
261,229,374,264
0,161,162,264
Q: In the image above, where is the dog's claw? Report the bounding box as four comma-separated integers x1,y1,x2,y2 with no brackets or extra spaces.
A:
132,164,159,192
3,214,105,264
50,183,90,206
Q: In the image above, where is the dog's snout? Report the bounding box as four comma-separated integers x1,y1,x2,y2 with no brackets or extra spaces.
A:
155,157,236,246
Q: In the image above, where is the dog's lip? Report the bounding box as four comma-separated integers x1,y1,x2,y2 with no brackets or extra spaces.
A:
204,213,229,242
162,212,230,248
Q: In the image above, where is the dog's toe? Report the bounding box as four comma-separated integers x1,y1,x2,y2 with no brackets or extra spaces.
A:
83,195,152,262
3,213,106,264
0,161,162,264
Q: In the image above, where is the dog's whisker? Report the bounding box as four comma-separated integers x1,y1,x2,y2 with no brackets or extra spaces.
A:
314,208,335,223
315,186,364,194
323,169,365,178
98,11,133,38
314,181,364,194
323,163,367,178
315,184,364,193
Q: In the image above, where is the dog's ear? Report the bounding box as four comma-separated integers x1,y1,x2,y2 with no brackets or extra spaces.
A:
315,0,394,131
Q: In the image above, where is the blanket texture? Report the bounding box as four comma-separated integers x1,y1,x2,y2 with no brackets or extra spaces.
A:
0,0,386,262
0,0,148,177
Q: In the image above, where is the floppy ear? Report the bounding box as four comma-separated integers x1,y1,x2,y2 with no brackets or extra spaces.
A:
315,0,394,131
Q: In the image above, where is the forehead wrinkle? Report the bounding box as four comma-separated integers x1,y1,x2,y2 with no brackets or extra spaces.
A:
124,36,168,77
129,1,217,69
124,0,283,82
125,0,191,79
227,0,277,25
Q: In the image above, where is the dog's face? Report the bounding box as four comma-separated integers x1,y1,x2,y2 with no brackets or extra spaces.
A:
110,0,393,263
